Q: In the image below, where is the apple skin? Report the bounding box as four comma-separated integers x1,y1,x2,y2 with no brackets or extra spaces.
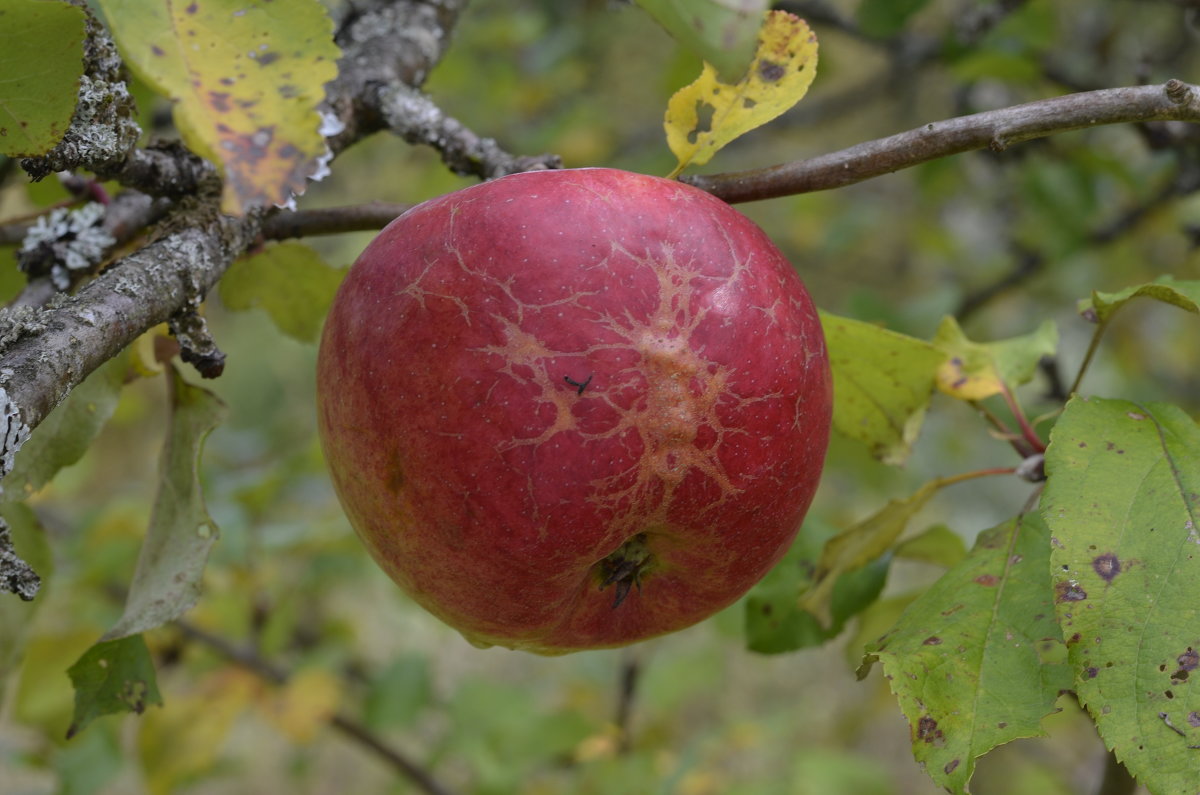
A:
317,168,831,654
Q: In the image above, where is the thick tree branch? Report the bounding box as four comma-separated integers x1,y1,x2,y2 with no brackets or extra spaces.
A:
684,80,1200,203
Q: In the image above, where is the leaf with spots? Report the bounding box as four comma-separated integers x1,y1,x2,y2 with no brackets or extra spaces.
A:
634,0,768,82
67,634,163,739
104,365,227,641
664,10,817,177
98,0,340,214
932,316,1057,402
859,513,1071,794
0,0,86,157
219,242,347,343
1041,397,1200,795
820,311,946,465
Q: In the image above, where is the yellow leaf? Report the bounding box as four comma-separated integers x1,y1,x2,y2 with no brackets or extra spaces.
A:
256,667,340,743
932,316,1058,401
139,667,260,795
664,10,817,177
99,0,341,215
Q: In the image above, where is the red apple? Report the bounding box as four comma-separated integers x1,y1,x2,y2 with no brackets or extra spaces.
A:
316,168,831,654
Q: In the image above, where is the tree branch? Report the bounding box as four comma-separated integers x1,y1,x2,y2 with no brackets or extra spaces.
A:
379,84,561,179
0,0,474,596
683,80,1200,203
261,202,413,240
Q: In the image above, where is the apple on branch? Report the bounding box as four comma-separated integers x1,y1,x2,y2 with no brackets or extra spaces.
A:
316,168,831,654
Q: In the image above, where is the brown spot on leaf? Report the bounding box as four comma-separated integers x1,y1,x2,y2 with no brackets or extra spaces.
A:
152,44,165,56
944,759,960,774
1086,667,1099,678
923,636,942,646
758,59,786,82
1173,648,1199,683
916,715,944,745
1188,712,1200,728
186,1,197,13
975,574,999,587
1092,553,1121,582
257,50,280,67
208,91,231,113
1055,581,1087,603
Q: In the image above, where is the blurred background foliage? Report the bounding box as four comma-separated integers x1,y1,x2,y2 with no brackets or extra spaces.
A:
2,0,1199,792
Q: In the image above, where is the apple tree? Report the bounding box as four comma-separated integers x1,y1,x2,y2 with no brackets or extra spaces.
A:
1,0,1199,793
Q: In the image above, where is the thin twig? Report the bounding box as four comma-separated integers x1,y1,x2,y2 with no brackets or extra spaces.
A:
174,620,457,795
684,81,1200,203
261,202,414,240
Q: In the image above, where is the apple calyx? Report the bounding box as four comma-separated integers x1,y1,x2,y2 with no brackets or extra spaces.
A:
596,533,654,609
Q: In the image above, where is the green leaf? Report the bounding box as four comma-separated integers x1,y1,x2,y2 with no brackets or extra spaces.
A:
861,513,1071,794
6,350,128,499
1041,397,1200,795
634,0,767,81
894,523,968,568
67,635,163,739
745,518,889,654
98,0,340,214
1079,275,1200,325
933,316,1057,401
0,0,86,157
820,311,946,465
219,242,346,343
0,503,52,681
105,366,227,641
856,0,931,38
801,479,945,625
